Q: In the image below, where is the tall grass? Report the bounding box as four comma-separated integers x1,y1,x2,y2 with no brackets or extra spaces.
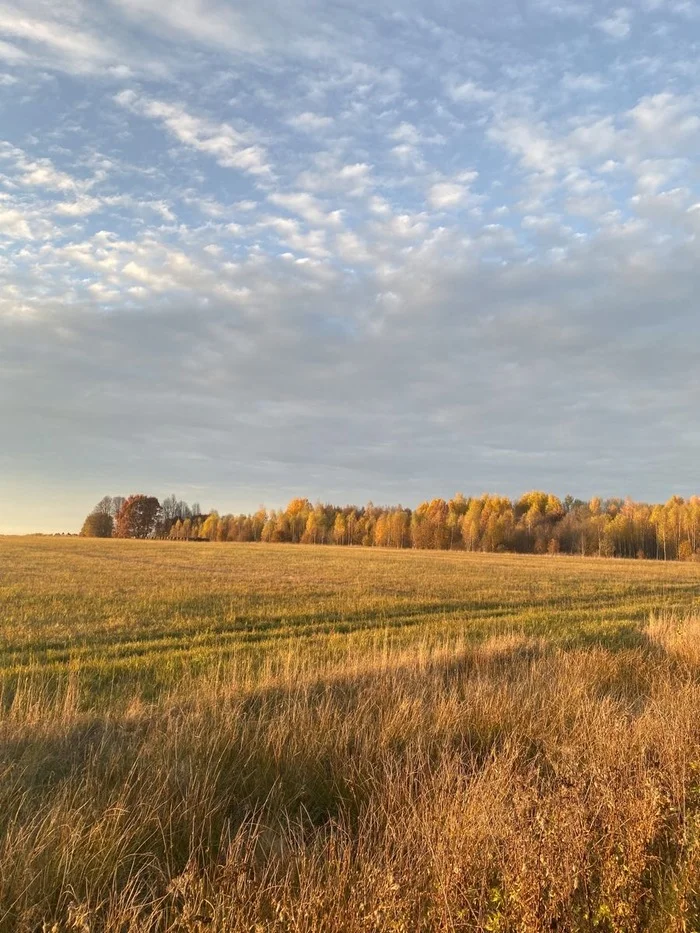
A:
2,539,700,929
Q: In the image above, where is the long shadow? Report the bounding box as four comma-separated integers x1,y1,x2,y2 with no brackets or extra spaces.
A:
2,629,698,878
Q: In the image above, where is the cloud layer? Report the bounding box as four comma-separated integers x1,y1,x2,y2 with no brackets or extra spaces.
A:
2,0,700,531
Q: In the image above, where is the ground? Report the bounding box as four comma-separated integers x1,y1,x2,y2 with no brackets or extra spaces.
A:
2,538,700,930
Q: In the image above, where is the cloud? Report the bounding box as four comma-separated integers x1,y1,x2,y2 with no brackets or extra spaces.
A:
596,7,632,39
260,217,330,257
115,90,271,176
6,210,700,531
112,0,268,53
6,0,700,532
0,38,28,63
335,230,371,263
20,163,79,191
0,143,85,192
628,93,700,149
389,121,445,146
268,191,343,227
0,5,123,73
447,80,495,104
561,72,608,92
0,207,32,239
287,111,333,132
54,197,104,217
428,181,470,209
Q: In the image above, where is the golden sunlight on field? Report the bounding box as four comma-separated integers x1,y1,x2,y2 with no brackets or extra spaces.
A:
2,538,700,930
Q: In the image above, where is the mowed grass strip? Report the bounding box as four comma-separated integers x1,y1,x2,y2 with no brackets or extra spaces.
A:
2,538,700,929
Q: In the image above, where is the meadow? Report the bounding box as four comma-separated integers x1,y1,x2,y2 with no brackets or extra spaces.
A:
2,538,700,930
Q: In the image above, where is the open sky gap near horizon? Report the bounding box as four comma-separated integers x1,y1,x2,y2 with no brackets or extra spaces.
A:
2,1,700,533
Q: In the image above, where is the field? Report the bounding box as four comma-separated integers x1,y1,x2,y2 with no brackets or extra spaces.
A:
3,539,700,931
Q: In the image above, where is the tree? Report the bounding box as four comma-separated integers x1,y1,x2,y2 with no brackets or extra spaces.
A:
390,508,410,548
201,511,220,541
93,496,114,515
302,504,329,544
261,514,277,542
333,512,347,545
159,494,191,534
73,488,700,562
80,511,114,537
461,498,483,551
115,495,161,539
170,519,183,540
285,498,312,543
374,512,389,547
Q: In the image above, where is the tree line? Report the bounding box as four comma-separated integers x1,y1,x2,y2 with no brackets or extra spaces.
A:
80,491,700,561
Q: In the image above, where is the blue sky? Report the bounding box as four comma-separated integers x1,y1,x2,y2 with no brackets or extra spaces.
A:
2,0,700,532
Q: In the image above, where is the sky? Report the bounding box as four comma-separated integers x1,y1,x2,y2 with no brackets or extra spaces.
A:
2,0,700,532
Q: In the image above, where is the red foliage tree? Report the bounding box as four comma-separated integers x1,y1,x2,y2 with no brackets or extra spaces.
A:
115,495,161,539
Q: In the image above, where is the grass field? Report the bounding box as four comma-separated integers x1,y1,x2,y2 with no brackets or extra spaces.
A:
3,538,700,930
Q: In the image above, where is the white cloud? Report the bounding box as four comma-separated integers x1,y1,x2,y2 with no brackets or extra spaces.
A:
447,80,495,104
262,217,330,257
628,93,700,147
54,197,103,217
122,260,174,292
268,191,343,227
368,196,390,216
385,212,429,239
0,7,119,73
287,111,333,132
295,155,373,197
21,163,77,191
0,143,87,192
428,182,469,209
389,121,443,146
596,7,632,39
488,118,564,176
115,90,271,176
335,230,371,263
0,208,32,239
391,143,421,165
561,72,608,92
111,0,269,55
0,38,28,63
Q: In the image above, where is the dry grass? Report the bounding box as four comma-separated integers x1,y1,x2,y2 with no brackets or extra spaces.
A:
2,538,700,930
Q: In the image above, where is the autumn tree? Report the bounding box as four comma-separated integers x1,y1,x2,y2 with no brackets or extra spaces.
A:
79,488,700,562
461,497,483,551
80,510,114,537
169,519,183,540
158,495,193,535
374,512,389,547
92,496,114,516
201,511,220,541
115,495,161,539
391,508,411,548
285,498,312,543
302,504,329,544
333,512,347,545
